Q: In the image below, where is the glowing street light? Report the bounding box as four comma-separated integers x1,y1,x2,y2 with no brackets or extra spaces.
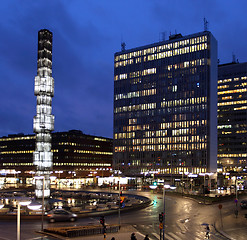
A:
27,200,42,211
16,198,32,240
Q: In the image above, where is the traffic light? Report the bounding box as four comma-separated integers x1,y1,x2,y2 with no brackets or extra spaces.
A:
159,212,164,223
100,216,105,226
120,191,123,196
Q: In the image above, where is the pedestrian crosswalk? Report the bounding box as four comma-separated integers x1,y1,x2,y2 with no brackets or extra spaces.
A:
133,224,227,240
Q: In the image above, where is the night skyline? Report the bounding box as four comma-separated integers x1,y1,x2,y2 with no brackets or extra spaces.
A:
1,0,247,138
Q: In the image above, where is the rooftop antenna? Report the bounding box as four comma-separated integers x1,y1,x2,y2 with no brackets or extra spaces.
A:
121,35,126,51
121,41,126,51
232,52,236,63
159,31,166,41
204,17,209,31
162,32,166,41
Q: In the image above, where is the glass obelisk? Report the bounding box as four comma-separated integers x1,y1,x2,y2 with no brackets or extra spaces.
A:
33,29,54,198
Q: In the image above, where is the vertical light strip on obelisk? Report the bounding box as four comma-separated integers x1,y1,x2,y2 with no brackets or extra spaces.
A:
33,29,54,198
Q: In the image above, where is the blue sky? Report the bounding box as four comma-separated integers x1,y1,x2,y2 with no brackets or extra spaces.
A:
0,0,247,138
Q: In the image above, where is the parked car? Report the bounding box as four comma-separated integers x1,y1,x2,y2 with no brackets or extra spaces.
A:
240,200,247,209
47,209,77,223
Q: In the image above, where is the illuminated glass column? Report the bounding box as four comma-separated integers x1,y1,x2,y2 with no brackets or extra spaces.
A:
33,29,54,198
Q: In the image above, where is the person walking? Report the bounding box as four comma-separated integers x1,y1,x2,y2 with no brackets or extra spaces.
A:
144,234,150,240
131,232,137,240
205,225,210,239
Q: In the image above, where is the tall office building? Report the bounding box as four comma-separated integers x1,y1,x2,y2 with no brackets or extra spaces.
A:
218,62,247,172
33,29,54,198
114,31,218,176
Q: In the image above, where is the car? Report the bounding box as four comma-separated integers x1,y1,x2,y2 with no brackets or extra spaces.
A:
47,209,77,223
240,200,247,209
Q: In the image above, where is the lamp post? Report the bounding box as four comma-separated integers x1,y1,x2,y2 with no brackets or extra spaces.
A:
118,178,121,226
16,198,31,240
162,184,174,240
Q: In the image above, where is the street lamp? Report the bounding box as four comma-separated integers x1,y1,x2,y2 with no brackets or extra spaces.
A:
27,200,42,211
162,184,175,240
118,178,121,226
17,198,31,240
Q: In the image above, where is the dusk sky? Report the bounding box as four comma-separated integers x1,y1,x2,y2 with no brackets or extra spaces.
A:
0,0,247,138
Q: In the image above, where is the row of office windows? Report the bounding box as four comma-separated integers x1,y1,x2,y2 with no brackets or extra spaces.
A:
115,143,207,152
218,88,247,95
115,68,156,81
115,58,207,81
58,142,101,148
115,103,156,113
115,103,207,114
218,83,247,90
218,153,247,158
74,150,113,155
115,89,156,101
115,44,208,67
0,136,35,142
115,135,207,145
115,35,208,62
114,121,207,140
0,149,59,155
218,76,247,84
2,162,111,167
162,97,207,107
218,100,247,106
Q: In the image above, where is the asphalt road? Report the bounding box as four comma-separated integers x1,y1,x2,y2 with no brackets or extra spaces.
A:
0,190,243,240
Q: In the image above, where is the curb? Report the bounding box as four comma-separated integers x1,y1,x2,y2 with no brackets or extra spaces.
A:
213,221,237,240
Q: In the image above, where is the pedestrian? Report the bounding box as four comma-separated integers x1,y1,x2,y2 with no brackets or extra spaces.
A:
131,232,137,240
205,225,210,239
144,234,150,240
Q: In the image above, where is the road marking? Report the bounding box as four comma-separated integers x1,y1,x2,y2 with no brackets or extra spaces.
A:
165,233,175,240
168,232,182,240
152,232,160,239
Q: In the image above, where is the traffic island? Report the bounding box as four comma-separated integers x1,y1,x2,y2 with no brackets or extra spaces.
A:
43,224,120,238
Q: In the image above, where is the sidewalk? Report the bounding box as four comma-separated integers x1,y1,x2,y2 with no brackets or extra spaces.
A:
215,210,247,240
41,224,155,240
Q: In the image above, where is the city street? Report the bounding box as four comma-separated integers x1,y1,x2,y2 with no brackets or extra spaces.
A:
1,191,246,239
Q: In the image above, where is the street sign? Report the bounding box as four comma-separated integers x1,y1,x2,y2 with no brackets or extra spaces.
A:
120,196,125,202
234,199,238,204
218,204,222,209
159,223,163,229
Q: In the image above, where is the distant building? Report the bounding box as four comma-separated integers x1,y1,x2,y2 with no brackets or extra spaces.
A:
0,130,113,179
218,62,247,172
114,31,218,176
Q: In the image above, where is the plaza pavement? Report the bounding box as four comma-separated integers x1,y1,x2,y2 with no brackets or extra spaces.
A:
215,208,247,240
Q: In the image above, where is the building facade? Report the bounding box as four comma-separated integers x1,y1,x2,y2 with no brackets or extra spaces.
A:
0,130,113,179
218,62,247,172
114,31,218,176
